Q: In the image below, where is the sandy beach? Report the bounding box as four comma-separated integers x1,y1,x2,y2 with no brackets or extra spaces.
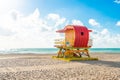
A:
0,53,119,80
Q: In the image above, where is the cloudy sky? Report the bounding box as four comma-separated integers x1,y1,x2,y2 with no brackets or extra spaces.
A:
0,0,120,48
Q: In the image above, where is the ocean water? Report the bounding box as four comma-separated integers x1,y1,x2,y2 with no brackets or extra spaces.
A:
0,48,120,54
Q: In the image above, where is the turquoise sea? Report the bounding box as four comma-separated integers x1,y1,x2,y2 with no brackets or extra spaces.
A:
0,48,120,54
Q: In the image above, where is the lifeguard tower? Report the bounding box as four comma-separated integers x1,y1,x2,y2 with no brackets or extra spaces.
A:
53,25,98,61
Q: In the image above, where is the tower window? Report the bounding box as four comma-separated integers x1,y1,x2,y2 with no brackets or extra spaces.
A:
81,32,84,36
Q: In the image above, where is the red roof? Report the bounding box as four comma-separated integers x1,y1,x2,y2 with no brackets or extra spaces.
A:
56,26,73,33
56,25,92,33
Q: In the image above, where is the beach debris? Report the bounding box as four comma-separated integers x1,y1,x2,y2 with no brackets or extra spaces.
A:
53,25,98,61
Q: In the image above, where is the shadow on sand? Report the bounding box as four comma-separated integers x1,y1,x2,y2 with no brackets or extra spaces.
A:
74,60,120,68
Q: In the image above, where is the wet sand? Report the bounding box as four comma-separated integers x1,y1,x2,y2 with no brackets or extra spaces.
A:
0,53,119,80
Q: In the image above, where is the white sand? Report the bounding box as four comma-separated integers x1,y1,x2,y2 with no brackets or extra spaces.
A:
0,53,119,80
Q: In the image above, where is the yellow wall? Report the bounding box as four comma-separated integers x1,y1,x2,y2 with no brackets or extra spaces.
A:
65,29,75,47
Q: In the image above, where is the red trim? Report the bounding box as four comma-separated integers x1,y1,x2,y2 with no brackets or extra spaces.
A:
56,27,73,33
56,29,65,33
74,26,78,47
89,30,92,32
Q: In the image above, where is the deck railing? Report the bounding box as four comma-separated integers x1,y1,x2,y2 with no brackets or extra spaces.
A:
54,39,65,47
54,39,92,48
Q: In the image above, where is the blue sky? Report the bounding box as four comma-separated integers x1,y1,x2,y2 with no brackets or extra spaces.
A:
0,0,120,48
23,0,120,33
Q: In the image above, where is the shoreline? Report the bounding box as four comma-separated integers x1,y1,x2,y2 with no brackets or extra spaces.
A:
1,52,120,55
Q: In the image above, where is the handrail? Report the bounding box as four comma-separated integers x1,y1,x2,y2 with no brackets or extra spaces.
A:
54,39,65,48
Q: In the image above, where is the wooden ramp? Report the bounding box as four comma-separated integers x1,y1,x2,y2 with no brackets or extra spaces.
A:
52,56,98,62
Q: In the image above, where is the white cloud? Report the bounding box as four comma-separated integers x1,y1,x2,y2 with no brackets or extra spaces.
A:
0,9,64,48
33,8,40,17
0,7,120,48
72,20,84,26
101,29,109,35
114,0,120,4
91,28,120,48
116,21,120,26
47,13,66,27
47,14,60,20
88,19,100,27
